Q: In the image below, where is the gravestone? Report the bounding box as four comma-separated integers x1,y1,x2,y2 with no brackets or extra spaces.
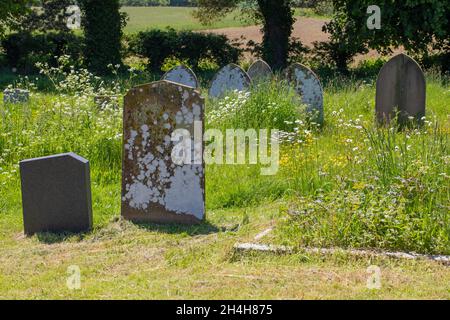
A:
19,152,93,235
209,64,251,99
162,65,199,89
3,88,29,104
285,63,324,124
121,80,205,224
247,60,273,82
376,54,426,125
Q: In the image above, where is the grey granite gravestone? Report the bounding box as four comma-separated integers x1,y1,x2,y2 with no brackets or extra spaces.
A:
247,60,273,82
162,65,199,89
284,63,324,125
376,54,426,125
19,152,93,235
209,63,251,99
3,88,30,104
121,80,205,224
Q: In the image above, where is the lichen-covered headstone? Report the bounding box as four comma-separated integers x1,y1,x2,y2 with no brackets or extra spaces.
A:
285,63,324,124
121,80,205,224
247,60,273,82
3,88,29,104
209,64,251,99
162,65,199,89
376,54,426,125
19,152,93,235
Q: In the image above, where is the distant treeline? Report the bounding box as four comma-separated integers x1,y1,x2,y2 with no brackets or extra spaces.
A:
119,0,197,6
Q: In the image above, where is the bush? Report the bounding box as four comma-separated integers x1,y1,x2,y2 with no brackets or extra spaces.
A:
1,32,83,73
129,28,242,73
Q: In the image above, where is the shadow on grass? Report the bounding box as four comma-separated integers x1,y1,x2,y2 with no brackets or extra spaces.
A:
133,220,225,236
35,231,90,244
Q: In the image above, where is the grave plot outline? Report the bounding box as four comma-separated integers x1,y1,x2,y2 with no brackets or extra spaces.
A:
376,53,426,125
208,63,251,99
121,80,205,225
162,65,199,89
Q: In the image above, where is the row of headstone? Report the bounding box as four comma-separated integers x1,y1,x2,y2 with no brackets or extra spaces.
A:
18,54,426,235
162,61,324,123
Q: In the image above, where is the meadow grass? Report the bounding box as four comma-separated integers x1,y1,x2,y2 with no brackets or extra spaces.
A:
121,6,324,33
0,66,448,299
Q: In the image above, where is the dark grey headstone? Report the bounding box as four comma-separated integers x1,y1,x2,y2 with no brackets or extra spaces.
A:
19,152,93,235
376,54,426,125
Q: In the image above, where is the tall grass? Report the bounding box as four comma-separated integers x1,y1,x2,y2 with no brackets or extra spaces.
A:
0,67,448,254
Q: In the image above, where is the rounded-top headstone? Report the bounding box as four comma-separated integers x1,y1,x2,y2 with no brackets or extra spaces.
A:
162,65,199,89
376,53,425,125
284,63,324,124
209,63,251,99
121,80,205,224
247,60,273,82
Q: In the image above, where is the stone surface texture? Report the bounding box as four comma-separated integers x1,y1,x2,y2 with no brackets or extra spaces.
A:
376,54,426,124
284,63,324,124
121,80,205,224
209,64,251,98
162,65,199,89
19,152,92,235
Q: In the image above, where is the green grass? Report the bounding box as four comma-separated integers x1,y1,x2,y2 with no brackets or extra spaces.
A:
122,6,252,33
0,65,449,299
121,6,327,33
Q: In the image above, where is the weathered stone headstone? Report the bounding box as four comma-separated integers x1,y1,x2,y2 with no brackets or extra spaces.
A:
162,65,199,89
247,60,273,82
209,63,251,99
121,80,205,224
3,88,29,104
376,54,426,125
19,152,93,235
284,63,324,124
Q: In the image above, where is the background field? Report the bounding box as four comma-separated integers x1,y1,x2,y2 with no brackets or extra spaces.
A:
121,6,326,33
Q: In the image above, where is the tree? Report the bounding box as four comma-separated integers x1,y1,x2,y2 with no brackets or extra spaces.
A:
79,0,126,74
194,0,296,70
320,0,450,73
23,0,77,33
0,0,31,38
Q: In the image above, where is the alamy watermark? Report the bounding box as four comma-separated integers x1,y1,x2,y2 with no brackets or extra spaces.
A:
171,121,280,176
366,265,382,290
367,5,381,30
66,265,81,290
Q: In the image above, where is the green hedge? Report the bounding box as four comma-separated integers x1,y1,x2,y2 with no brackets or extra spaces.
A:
129,28,242,73
1,32,83,73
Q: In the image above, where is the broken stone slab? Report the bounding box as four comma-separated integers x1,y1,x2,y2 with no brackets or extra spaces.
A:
247,60,273,83
162,65,199,89
376,53,426,125
234,243,294,254
19,152,93,235
234,243,450,265
121,80,205,224
284,63,324,125
209,63,251,99
3,88,30,104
